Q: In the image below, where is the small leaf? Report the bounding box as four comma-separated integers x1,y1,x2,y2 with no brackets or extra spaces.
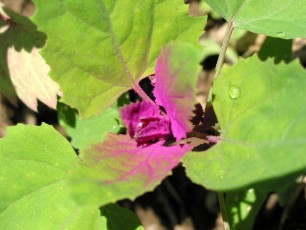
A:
258,37,292,64
121,101,170,144
153,42,202,141
0,124,101,229
69,133,191,206
2,4,61,111
7,47,62,111
205,0,306,39
183,56,306,190
0,4,46,103
101,204,143,230
226,188,265,230
31,0,206,117
58,103,120,150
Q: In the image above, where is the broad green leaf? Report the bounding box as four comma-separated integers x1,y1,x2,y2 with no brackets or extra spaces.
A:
258,37,292,64
0,4,46,103
205,0,306,39
226,188,265,230
0,124,101,229
31,0,206,117
183,56,306,190
58,103,120,150
101,204,143,230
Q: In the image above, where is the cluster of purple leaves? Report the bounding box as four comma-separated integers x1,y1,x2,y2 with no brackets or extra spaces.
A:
87,46,198,186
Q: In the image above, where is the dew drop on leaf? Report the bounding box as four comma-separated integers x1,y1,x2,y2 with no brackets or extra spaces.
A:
229,85,241,99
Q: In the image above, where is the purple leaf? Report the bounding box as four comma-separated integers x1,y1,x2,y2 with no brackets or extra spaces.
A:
121,101,171,145
152,43,201,141
85,133,191,186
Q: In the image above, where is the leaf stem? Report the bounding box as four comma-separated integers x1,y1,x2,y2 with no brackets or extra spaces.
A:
213,21,234,230
133,84,155,104
218,192,231,230
214,21,234,79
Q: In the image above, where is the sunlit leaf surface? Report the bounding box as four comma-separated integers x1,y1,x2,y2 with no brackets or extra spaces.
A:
0,124,101,229
32,0,205,117
183,56,306,190
205,0,306,38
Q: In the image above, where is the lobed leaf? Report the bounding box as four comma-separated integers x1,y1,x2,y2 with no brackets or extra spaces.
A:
31,0,206,117
183,56,306,190
153,42,202,141
69,133,191,206
205,0,306,39
7,47,62,111
0,124,101,229
0,4,46,104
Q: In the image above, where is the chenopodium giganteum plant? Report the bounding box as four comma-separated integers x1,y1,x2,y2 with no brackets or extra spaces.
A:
2,0,306,229
70,42,203,205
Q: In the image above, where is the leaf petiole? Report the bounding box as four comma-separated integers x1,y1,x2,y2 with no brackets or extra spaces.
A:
214,21,234,79
218,192,231,230
133,83,155,104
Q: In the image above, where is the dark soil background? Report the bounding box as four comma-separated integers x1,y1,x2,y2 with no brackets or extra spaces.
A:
1,0,305,229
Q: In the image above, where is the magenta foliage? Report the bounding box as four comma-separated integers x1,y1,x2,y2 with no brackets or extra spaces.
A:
86,45,197,187
153,49,195,141
92,133,191,185
121,101,171,145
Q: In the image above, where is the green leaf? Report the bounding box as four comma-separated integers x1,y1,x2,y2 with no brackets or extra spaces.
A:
31,0,206,118
226,188,265,230
101,204,143,230
258,37,293,64
58,103,120,150
183,56,306,190
205,0,306,39
0,124,101,229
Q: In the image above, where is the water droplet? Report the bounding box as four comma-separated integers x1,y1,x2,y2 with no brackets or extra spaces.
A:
275,32,285,38
229,85,240,99
137,122,143,129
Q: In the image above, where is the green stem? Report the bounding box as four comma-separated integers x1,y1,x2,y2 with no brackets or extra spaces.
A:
214,21,234,79
218,192,231,230
214,21,235,230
